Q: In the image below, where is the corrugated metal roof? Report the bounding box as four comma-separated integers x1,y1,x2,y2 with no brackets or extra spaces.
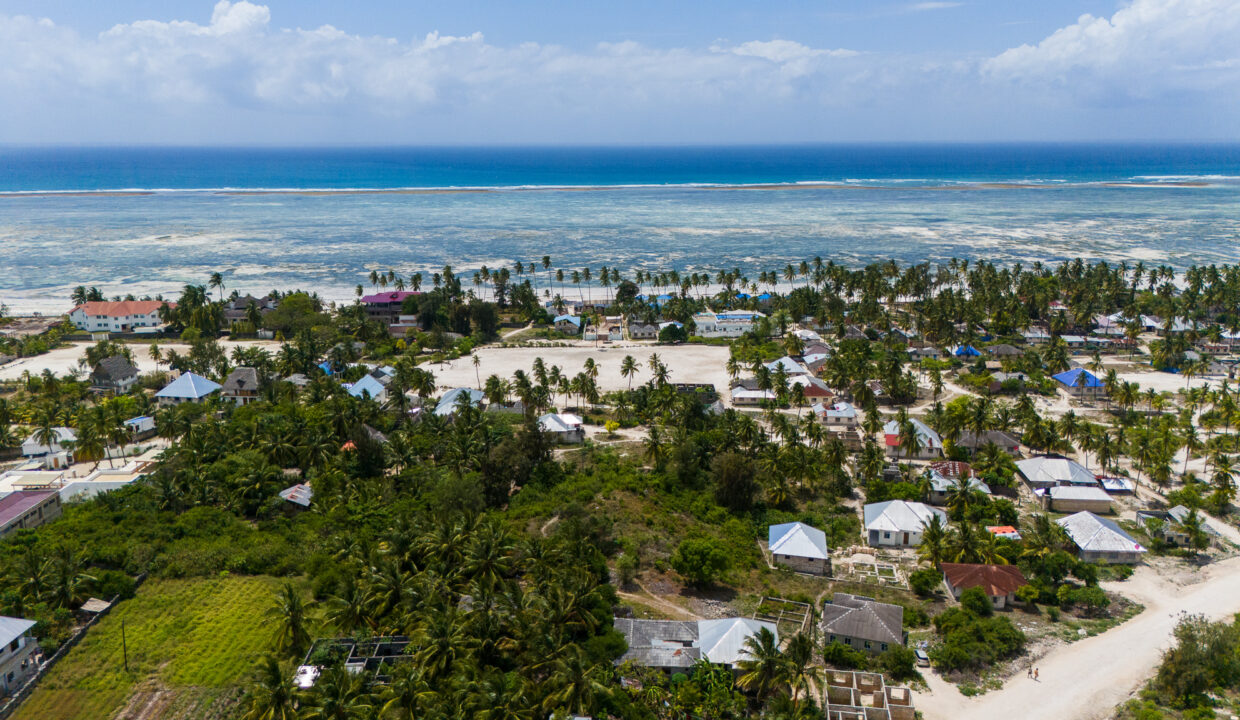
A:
863,500,945,533
769,522,829,560
1058,511,1145,554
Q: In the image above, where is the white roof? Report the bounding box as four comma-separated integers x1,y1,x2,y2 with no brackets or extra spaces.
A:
1098,476,1135,493
765,356,810,376
814,401,856,419
24,427,76,445
538,413,583,433
696,618,778,665
1016,456,1096,486
864,500,946,533
347,374,386,399
732,388,777,401
793,329,822,341
882,418,942,449
155,372,221,399
768,522,829,560
1058,512,1145,554
0,616,36,647
435,387,484,416
1048,486,1111,501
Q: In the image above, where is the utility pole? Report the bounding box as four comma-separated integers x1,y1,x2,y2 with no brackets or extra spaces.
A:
122,619,128,671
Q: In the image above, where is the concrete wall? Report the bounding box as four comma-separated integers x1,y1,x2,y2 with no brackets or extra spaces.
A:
1050,498,1112,514
773,554,830,576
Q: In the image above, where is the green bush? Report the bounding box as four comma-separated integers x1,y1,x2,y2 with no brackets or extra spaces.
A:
876,645,918,681
909,568,941,597
930,605,1025,673
670,537,730,587
959,586,994,617
822,641,869,670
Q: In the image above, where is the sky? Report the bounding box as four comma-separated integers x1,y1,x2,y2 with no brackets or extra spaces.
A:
1,0,1238,144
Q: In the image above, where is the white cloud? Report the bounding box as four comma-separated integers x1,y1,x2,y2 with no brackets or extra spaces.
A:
0,0,1237,142
908,2,964,11
985,0,1240,99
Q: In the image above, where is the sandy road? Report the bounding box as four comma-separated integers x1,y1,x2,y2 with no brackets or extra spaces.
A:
917,553,1240,720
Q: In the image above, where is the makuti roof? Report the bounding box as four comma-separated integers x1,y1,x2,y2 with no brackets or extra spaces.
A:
155,372,221,399
768,522,829,560
1052,367,1103,388
1058,511,1146,554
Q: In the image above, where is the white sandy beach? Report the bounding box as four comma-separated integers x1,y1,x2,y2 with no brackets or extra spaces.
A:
0,340,283,381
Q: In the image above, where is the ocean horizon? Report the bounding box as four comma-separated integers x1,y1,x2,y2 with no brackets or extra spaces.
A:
3,143,1240,314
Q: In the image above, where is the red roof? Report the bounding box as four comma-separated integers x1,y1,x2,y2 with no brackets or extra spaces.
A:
883,433,900,447
929,461,974,479
0,490,57,527
361,291,419,305
986,525,1019,535
941,563,1027,596
71,300,168,317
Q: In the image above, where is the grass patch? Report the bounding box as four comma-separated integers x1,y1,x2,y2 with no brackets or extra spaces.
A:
13,575,284,720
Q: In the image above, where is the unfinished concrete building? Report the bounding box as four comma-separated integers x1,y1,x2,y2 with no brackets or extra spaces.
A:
823,670,915,720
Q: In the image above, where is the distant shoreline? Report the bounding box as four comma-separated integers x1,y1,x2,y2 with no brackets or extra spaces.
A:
0,180,1211,198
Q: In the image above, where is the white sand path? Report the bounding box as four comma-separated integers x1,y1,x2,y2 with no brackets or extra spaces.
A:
0,340,282,381
917,553,1240,720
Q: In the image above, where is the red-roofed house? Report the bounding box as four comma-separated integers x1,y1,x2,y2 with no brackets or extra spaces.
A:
69,301,169,333
362,292,420,325
940,563,1028,609
0,490,62,538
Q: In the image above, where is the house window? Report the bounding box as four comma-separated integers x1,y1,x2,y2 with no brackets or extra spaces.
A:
864,641,872,650
843,638,851,646
8,639,17,652
829,635,836,643
883,532,890,539
881,643,888,651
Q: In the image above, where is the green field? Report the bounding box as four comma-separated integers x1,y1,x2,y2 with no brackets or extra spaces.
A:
14,575,282,720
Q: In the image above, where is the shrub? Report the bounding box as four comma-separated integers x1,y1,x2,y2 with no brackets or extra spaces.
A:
909,568,941,597
670,538,730,587
615,553,638,587
930,606,1025,673
959,587,994,617
822,641,869,670
876,645,919,681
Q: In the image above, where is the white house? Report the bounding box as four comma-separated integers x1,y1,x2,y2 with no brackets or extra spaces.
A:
539,413,586,443
1016,456,1097,490
69,300,168,333
731,387,777,406
693,310,766,338
1058,511,1146,564
21,427,76,457
346,374,388,402
0,616,40,695
863,500,946,547
882,418,943,459
768,522,830,575
813,401,857,428
154,372,222,406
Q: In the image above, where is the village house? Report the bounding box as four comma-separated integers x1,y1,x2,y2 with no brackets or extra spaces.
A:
820,593,905,653
435,388,484,417
221,367,261,406
940,563,1028,609
813,401,858,428
278,483,313,512
627,320,657,340
956,429,1022,456
1052,367,1106,399
614,617,777,673
538,413,586,444
863,500,946,547
1044,485,1113,514
361,291,419,325
908,346,941,361
155,372,222,406
987,371,1029,393
1058,511,1146,564
347,374,388,402
0,490,62,537
925,469,990,506
767,522,831,575
882,418,943,459
223,294,278,323
68,300,168,333
1020,328,1052,345
985,343,1023,359
731,386,777,406
788,375,833,401
21,427,76,458
0,616,40,696
90,355,140,393
1015,455,1097,490
553,314,582,335
1136,506,1219,548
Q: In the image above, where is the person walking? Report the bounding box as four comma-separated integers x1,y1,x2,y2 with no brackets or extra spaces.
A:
1027,666,1032,678
1034,668,1040,681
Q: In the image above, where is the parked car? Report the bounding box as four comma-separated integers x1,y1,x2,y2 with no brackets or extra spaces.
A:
915,649,930,667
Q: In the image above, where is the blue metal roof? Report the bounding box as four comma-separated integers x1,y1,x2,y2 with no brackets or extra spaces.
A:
1052,368,1103,387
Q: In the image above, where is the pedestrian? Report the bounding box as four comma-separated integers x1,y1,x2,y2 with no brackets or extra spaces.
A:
1034,668,1039,681
1027,666,1032,678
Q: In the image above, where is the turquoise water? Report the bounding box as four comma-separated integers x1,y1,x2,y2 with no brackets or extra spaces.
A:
1,145,1238,311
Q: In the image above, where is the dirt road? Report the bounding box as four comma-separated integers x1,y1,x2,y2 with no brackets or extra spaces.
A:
917,554,1240,720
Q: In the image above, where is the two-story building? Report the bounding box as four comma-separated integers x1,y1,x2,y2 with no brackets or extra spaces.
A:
0,616,40,696
68,300,168,333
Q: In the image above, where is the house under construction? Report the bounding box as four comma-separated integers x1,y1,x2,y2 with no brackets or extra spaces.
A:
823,670,915,720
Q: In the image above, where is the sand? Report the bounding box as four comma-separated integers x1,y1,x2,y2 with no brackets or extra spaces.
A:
917,552,1240,720
0,340,283,381
425,342,732,396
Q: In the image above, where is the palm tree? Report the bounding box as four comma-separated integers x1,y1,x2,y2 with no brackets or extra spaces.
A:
735,626,788,700
241,656,298,720
267,582,312,658
917,514,948,567
299,664,374,720
620,355,639,389
542,645,611,717
209,271,226,301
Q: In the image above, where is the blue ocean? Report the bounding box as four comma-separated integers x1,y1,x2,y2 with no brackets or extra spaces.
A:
2,145,1239,312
